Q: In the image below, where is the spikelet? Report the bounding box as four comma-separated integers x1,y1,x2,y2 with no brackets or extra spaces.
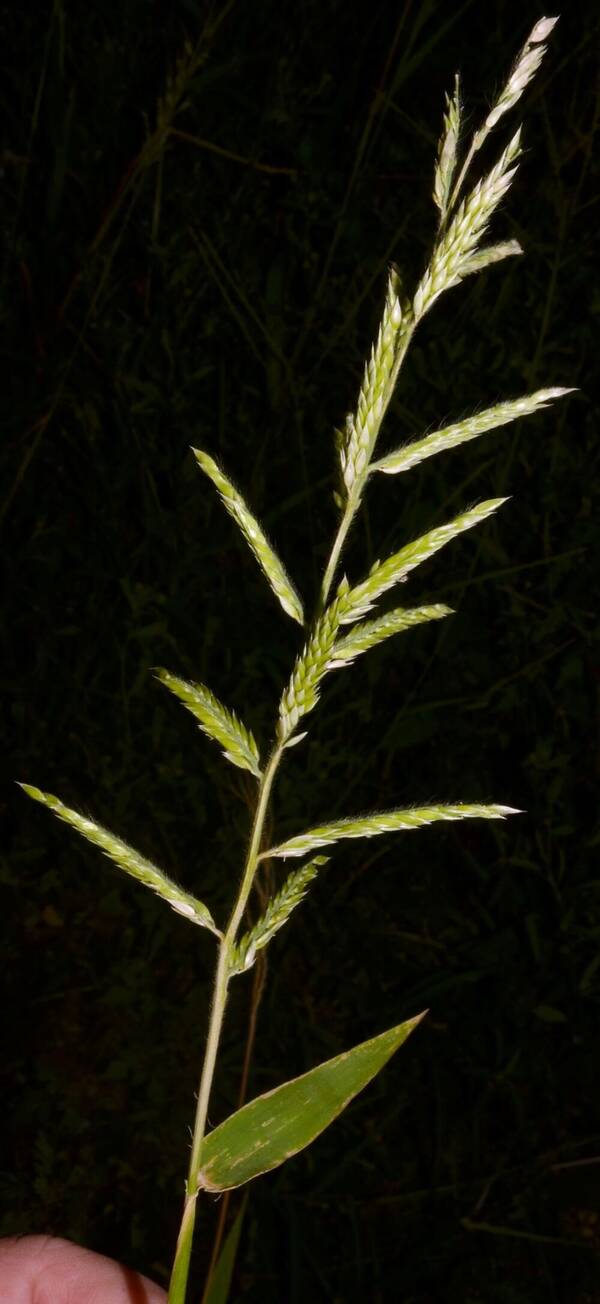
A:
372,389,574,477
154,668,262,779
264,804,521,860
18,785,219,934
476,17,558,142
340,265,406,498
328,604,452,669
341,499,507,625
277,498,499,733
193,448,304,627
413,129,522,321
277,581,353,743
229,855,328,974
434,73,462,224
441,19,558,221
459,239,523,279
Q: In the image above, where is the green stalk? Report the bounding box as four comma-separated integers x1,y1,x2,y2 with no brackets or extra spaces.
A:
443,138,477,226
167,744,283,1304
318,489,358,615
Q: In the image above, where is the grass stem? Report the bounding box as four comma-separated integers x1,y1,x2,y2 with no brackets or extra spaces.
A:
167,745,283,1302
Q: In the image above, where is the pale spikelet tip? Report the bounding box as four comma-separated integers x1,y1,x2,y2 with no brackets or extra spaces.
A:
530,16,559,43
472,496,511,518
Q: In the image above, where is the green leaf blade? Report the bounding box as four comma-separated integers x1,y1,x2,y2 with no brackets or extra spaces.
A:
18,784,219,934
193,448,304,626
197,1014,425,1192
155,668,262,779
265,803,521,859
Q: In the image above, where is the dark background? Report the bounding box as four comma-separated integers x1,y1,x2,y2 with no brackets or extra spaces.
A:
2,1,598,1300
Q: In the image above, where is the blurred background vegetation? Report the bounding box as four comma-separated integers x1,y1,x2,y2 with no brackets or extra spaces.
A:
2,1,598,1299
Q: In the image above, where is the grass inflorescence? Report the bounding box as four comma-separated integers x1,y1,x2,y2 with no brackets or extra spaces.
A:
6,5,595,1302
